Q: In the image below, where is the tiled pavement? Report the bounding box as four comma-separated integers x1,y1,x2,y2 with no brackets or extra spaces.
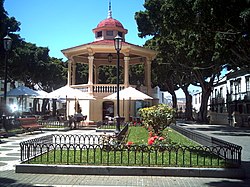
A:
0,125,250,187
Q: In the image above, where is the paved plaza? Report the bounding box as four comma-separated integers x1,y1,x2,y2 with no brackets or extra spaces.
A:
0,123,250,187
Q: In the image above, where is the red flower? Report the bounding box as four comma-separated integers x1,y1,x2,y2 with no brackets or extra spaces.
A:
154,135,158,139
148,137,155,145
126,141,133,146
158,137,164,141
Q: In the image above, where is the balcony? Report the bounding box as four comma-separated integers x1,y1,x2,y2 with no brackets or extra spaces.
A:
227,91,250,102
70,84,149,98
211,97,225,104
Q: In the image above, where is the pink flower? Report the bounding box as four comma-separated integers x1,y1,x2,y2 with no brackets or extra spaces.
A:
158,137,164,141
154,135,158,140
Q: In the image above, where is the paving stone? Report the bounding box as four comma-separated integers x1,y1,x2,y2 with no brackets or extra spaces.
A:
0,162,7,166
1,124,250,186
0,157,19,161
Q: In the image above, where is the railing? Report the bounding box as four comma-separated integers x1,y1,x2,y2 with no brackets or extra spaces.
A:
170,124,242,166
71,84,126,94
39,120,69,128
20,135,54,161
20,132,241,167
21,143,233,167
227,91,250,102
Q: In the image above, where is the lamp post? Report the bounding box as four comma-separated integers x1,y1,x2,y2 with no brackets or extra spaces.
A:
114,35,122,134
3,32,12,130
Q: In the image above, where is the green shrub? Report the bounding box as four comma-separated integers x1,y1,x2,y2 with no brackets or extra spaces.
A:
139,104,176,135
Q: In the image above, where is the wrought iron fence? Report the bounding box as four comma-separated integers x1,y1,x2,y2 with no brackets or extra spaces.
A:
170,124,242,166
20,133,241,167
39,120,69,128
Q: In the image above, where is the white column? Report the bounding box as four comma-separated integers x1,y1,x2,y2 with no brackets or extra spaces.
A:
72,62,76,85
88,56,94,94
124,56,130,87
88,56,94,84
67,60,72,85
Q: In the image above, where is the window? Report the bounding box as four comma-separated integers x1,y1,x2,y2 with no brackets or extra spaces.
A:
230,81,233,94
246,76,250,92
106,31,113,36
118,32,123,37
235,79,241,94
220,87,223,98
96,31,102,38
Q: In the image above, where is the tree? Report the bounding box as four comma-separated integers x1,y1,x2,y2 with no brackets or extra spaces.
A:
135,0,250,122
0,0,67,92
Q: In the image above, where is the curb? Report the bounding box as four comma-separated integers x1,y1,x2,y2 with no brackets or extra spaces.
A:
15,164,246,179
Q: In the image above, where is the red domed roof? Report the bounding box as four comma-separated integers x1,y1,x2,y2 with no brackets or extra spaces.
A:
97,18,124,29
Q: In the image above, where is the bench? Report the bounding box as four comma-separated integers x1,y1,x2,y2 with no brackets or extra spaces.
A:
0,131,7,143
17,117,43,133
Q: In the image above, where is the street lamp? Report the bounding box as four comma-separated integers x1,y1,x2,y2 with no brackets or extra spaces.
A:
3,32,12,130
114,35,122,134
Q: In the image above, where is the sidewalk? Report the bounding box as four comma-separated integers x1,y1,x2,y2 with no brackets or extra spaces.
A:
0,125,250,186
177,121,250,179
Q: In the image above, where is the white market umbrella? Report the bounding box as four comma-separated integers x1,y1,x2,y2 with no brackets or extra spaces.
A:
35,90,48,98
103,87,153,100
45,85,95,119
104,87,153,117
6,85,39,97
5,85,39,113
45,85,94,100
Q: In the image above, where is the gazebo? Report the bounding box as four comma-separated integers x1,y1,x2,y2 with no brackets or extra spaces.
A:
61,3,157,122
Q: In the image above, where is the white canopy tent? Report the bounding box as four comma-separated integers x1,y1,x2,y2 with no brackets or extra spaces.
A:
45,85,94,100
4,85,39,113
104,87,153,118
104,87,153,100
44,85,95,118
6,85,39,97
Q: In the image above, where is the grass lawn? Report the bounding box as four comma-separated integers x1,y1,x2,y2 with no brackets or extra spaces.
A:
26,126,227,167
126,126,199,146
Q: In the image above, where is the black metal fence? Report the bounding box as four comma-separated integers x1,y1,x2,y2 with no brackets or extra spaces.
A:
20,133,241,167
170,124,242,166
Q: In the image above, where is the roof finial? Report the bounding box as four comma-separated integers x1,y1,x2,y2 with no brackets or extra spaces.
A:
108,0,112,18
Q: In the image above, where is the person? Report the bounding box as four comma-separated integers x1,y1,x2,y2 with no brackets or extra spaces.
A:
68,115,75,129
69,113,86,129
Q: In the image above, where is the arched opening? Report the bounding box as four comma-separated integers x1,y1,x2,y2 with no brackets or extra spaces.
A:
102,101,114,120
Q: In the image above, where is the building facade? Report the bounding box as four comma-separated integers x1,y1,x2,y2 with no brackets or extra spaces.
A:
209,70,250,126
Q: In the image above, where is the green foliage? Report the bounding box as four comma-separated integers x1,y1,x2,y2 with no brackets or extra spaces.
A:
0,1,67,91
135,0,250,122
138,104,176,135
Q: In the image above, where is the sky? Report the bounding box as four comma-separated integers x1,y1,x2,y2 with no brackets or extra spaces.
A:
4,0,198,97
4,0,149,60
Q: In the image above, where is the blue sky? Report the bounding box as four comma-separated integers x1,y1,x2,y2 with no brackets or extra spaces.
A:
4,0,199,97
4,0,149,60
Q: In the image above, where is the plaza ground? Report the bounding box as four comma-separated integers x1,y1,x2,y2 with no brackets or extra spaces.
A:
0,122,250,187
